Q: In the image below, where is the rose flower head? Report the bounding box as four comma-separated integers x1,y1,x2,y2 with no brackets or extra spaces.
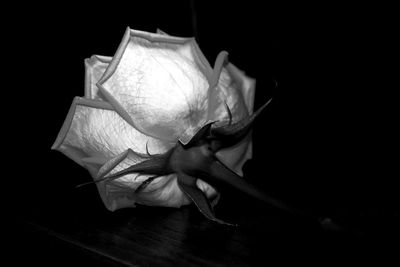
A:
52,27,271,225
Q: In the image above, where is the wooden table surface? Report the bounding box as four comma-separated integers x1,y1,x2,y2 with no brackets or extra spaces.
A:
11,179,398,266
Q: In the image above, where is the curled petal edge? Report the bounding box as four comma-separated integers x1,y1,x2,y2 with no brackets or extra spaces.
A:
84,55,112,100
51,96,114,166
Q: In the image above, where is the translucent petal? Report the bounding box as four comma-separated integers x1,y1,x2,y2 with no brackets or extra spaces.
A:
84,55,112,100
155,28,212,77
98,28,212,142
52,97,173,168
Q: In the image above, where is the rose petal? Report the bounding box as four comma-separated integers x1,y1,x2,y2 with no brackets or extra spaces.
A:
208,63,256,176
225,63,256,115
209,66,250,124
52,97,173,167
98,27,212,142
155,28,212,78
84,55,112,100
196,179,219,206
224,63,256,173
216,134,252,176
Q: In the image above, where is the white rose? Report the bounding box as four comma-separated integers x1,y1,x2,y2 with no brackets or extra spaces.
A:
52,27,268,224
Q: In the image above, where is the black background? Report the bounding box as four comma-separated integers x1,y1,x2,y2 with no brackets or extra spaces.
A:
7,1,398,265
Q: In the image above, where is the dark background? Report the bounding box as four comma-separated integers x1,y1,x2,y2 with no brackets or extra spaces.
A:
7,1,398,265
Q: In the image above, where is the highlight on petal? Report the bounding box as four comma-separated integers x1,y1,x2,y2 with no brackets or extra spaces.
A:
51,97,173,172
84,55,112,100
98,27,213,143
